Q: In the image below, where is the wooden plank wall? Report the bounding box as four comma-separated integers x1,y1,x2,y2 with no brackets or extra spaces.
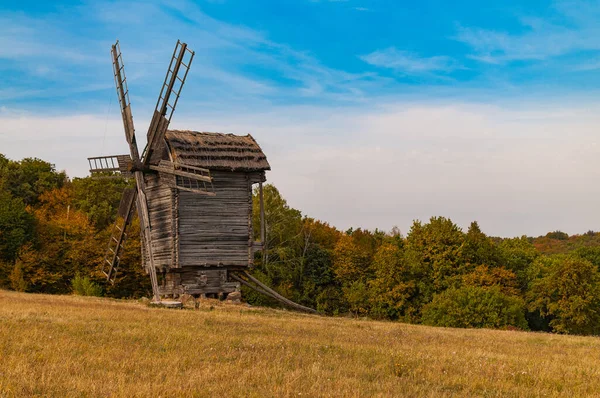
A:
178,171,253,267
145,174,174,269
146,170,264,271
178,171,262,267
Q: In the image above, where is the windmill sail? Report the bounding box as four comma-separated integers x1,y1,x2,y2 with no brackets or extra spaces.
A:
88,154,132,177
111,41,139,156
110,40,161,302
143,40,195,166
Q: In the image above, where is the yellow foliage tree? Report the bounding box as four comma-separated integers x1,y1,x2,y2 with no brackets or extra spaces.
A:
333,234,370,285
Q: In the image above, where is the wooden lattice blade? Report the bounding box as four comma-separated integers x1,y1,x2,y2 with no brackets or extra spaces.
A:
88,154,132,178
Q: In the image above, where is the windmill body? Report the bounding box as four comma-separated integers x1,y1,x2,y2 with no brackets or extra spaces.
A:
144,130,269,297
88,40,315,313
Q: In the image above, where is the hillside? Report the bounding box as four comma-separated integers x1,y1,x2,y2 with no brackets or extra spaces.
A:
1,291,599,397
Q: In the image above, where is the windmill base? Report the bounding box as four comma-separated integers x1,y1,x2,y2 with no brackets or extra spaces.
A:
149,300,183,309
152,268,316,314
157,268,241,298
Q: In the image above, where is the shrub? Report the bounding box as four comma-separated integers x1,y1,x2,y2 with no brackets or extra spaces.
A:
343,280,370,316
71,274,103,297
316,286,348,315
422,286,528,330
9,261,28,292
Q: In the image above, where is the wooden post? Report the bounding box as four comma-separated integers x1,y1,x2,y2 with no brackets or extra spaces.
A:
259,181,265,245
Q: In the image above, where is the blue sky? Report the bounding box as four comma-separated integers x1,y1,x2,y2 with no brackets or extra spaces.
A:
6,0,600,112
3,0,600,236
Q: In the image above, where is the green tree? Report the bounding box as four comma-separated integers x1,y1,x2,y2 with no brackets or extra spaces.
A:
0,154,8,188
405,217,465,299
250,185,315,307
528,255,600,335
461,221,501,268
316,286,348,315
343,280,370,316
369,243,417,320
298,244,335,307
71,176,132,231
546,230,569,241
497,236,538,291
252,185,302,270
0,190,35,262
1,157,66,206
574,246,600,269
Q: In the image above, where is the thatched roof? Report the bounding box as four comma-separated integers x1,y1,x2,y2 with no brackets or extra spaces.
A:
165,130,270,172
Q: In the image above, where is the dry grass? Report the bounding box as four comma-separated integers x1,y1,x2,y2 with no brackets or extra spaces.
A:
1,290,599,397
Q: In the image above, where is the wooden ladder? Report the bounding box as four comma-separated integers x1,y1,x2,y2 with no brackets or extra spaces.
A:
102,188,136,283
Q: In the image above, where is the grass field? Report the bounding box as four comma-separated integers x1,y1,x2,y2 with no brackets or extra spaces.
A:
1,291,600,397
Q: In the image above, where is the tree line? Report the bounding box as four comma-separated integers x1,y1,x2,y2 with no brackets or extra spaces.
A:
2,153,600,335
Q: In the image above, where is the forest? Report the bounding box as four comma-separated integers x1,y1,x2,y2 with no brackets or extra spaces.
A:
2,154,600,335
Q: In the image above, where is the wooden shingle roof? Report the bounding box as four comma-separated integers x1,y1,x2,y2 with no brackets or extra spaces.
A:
165,130,271,172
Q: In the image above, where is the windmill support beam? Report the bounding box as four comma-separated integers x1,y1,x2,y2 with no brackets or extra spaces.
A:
149,164,213,183
230,271,317,314
134,171,161,302
259,181,265,245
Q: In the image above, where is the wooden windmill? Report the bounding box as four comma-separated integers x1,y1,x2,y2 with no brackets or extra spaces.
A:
88,40,315,312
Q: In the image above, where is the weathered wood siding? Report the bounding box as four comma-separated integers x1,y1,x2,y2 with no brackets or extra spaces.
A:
145,174,174,269
178,171,252,267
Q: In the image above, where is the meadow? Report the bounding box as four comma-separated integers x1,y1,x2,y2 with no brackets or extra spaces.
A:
1,290,600,397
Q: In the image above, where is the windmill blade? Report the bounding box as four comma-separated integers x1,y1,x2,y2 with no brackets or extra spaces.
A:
149,160,215,195
143,40,195,166
109,40,161,302
88,154,132,178
102,187,137,283
111,41,142,163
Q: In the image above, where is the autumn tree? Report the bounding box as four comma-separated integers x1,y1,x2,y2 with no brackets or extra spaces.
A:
18,187,101,293
332,234,371,285
71,176,132,230
462,265,520,296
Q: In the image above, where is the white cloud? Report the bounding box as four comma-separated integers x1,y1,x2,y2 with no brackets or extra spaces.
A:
360,47,456,73
3,100,600,238
454,1,600,64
